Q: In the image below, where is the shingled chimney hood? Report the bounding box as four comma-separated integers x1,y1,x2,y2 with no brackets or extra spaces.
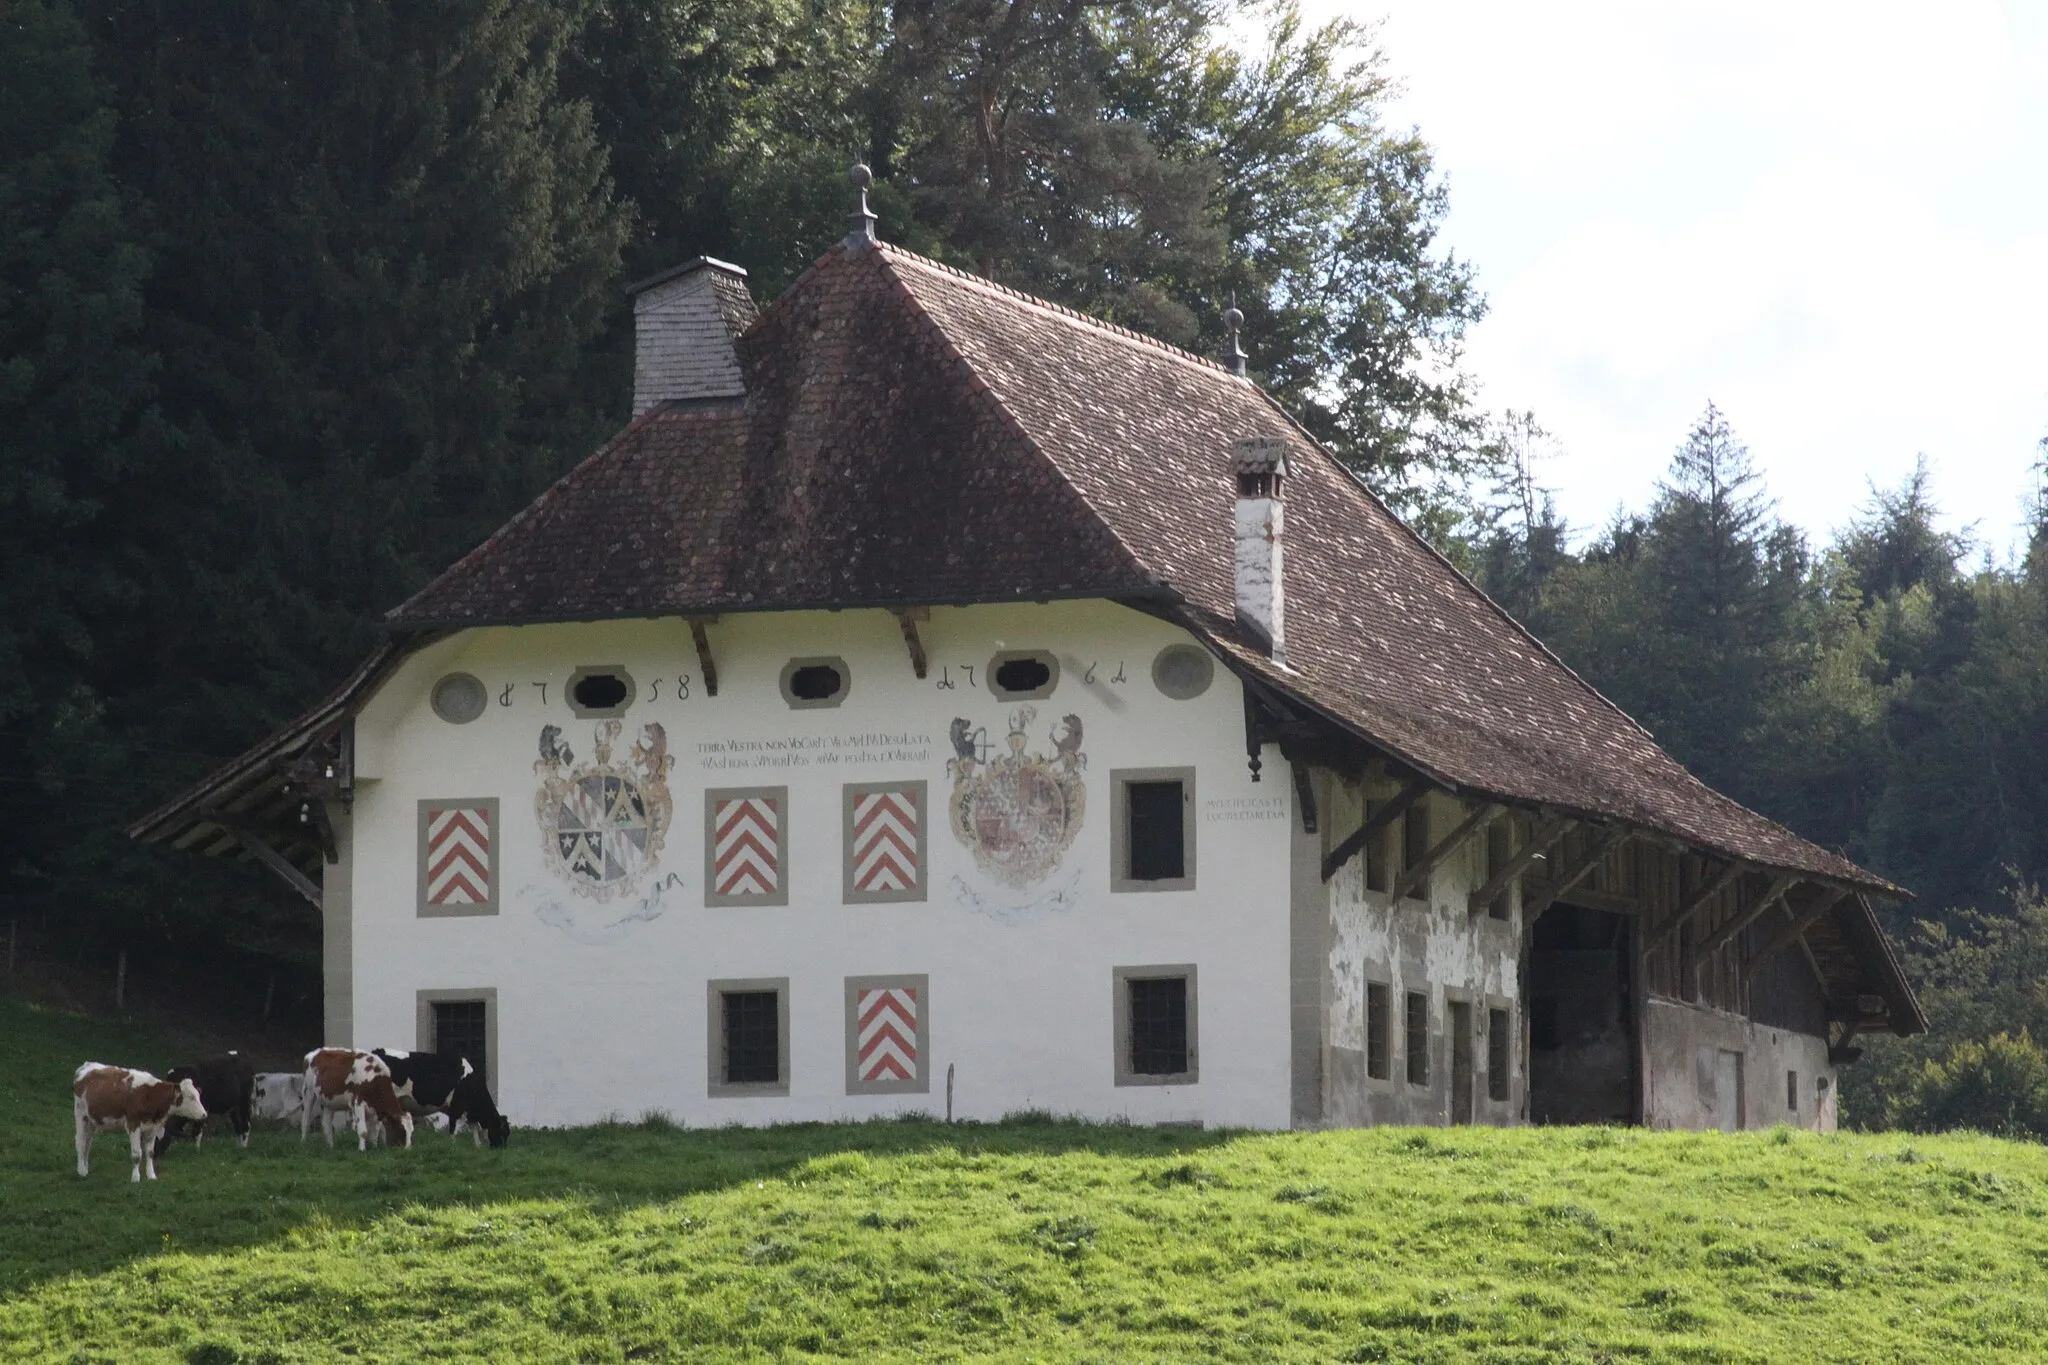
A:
624,257,759,415
1232,436,1288,666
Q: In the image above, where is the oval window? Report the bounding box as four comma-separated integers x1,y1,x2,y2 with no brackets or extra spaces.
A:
987,650,1059,700
780,657,850,709
567,665,635,718
430,673,488,725
1151,645,1214,700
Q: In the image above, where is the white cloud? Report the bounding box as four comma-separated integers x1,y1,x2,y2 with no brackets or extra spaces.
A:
1297,0,2048,549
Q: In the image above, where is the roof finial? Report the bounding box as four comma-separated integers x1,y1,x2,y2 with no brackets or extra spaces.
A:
847,162,878,248
1222,294,1247,379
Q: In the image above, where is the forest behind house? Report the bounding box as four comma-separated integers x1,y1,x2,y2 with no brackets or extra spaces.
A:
5,0,2046,1132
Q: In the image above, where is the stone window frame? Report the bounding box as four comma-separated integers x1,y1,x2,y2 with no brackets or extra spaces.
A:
779,655,851,710
842,780,928,904
416,798,500,918
707,977,791,1098
1110,766,1198,893
1363,976,1395,1088
1444,988,1479,1122
1112,963,1199,1087
843,973,930,1096
1484,993,1515,1105
704,786,790,908
985,648,1061,701
566,663,636,720
1404,986,1431,1088
1402,796,1432,902
417,987,499,1096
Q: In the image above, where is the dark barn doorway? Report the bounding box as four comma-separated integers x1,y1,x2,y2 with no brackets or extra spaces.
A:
1527,903,1636,1125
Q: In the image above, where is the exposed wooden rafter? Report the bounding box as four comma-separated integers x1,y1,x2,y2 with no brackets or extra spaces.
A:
1321,779,1429,882
1694,873,1797,961
1390,802,1504,904
1743,886,1849,982
688,617,721,697
892,607,929,680
1465,814,1573,915
1525,827,1629,918
1648,858,1749,953
200,810,321,910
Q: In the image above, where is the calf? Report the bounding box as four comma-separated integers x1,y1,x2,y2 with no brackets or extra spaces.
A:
154,1052,255,1157
374,1049,511,1148
73,1063,205,1182
300,1048,413,1150
251,1071,305,1123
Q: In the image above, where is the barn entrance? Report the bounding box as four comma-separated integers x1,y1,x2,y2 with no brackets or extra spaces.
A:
1527,903,1636,1125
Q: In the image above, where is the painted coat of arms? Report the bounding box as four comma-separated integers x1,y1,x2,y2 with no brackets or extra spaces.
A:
946,706,1085,887
534,720,675,902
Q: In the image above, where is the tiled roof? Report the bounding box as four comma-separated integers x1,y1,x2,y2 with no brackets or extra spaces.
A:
391,241,1891,897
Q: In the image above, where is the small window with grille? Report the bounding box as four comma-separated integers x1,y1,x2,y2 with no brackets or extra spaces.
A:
416,989,497,1093
1487,1007,1511,1102
1112,769,1196,892
1366,981,1392,1081
1405,989,1431,1086
1114,965,1197,1085
707,979,789,1096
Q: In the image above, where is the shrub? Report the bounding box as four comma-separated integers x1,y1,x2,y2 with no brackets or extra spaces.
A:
1895,1031,2048,1140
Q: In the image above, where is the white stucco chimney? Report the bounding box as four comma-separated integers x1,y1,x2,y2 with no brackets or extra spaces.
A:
1232,436,1289,666
624,257,759,415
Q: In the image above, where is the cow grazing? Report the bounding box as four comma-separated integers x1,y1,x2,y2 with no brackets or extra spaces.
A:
73,1063,205,1182
251,1071,305,1123
300,1048,413,1150
374,1048,511,1148
154,1052,255,1157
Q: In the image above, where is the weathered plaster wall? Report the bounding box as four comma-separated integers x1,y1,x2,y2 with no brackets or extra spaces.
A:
339,601,1295,1129
1307,776,1522,1128
1641,997,1837,1132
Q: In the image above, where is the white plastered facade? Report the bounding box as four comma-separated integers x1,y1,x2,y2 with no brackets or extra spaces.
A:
336,600,1301,1130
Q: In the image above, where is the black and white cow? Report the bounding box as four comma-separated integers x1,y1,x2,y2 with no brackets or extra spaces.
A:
373,1049,510,1148
154,1051,255,1157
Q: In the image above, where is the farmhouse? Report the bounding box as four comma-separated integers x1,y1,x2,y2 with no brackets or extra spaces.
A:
132,178,1924,1133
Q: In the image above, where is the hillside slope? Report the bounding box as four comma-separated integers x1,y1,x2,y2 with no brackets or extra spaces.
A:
3,994,2046,1363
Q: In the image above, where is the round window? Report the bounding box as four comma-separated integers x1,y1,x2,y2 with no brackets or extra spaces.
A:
1151,645,1214,700
566,665,635,718
430,673,488,724
780,657,851,709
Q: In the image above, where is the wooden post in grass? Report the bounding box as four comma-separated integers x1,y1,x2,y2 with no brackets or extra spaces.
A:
115,951,127,1012
946,1063,955,1123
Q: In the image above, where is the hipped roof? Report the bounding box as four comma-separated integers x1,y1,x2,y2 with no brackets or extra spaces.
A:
135,238,1920,1030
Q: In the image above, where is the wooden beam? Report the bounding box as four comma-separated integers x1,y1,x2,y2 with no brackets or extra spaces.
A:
1648,859,1748,953
1744,887,1849,982
1695,874,1796,960
1321,780,1429,882
1391,803,1504,903
201,811,321,910
1466,815,1572,915
1291,762,1317,834
1525,827,1628,917
688,617,720,697
892,607,929,680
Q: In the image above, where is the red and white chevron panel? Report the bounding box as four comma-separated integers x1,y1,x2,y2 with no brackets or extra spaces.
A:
424,806,492,906
855,986,919,1083
713,795,780,898
850,787,920,894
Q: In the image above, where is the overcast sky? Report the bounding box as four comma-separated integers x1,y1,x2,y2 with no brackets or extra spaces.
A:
1303,1,2048,556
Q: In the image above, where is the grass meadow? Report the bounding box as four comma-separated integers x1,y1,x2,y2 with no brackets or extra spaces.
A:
4,996,2048,1362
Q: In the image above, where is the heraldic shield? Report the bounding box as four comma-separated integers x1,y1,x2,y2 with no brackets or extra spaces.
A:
534,719,675,902
945,706,1086,888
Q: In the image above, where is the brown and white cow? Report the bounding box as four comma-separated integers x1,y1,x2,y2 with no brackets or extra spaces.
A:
73,1062,206,1182
299,1048,413,1150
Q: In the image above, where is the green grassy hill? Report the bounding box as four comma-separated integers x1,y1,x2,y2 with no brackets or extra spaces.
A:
4,996,2047,1363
